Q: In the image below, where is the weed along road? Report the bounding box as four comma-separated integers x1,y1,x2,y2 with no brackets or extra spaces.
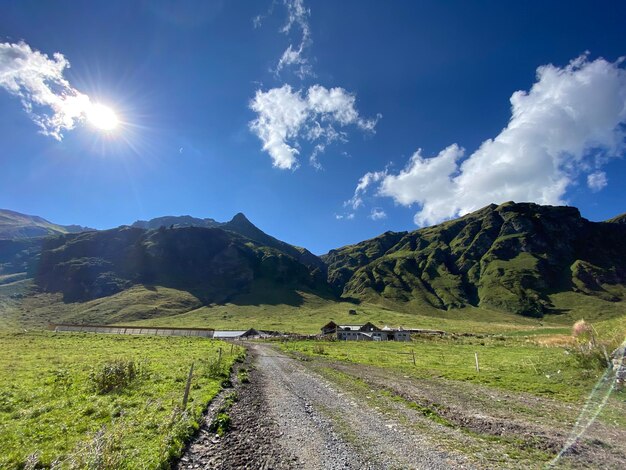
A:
179,342,626,470
180,343,473,469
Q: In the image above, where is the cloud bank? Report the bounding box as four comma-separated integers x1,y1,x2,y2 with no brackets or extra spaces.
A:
351,55,626,226
0,41,95,140
250,84,379,170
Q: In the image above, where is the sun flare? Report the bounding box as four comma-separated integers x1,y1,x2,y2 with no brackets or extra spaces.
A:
88,103,119,131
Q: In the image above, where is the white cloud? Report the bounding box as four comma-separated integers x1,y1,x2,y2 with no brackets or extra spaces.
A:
587,171,608,192
352,55,626,226
250,84,378,169
0,41,96,140
369,208,387,220
249,85,309,169
379,145,464,225
275,0,313,78
345,170,387,210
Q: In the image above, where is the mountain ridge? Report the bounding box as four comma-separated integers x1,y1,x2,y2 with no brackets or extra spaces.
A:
1,203,625,320
325,202,626,317
0,209,91,240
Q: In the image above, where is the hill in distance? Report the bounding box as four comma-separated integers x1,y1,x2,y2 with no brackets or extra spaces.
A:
0,209,90,240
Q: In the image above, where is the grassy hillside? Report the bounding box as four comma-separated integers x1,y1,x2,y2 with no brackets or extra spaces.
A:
327,202,626,318
35,225,327,303
0,209,86,239
2,202,626,334
0,331,243,469
3,276,625,337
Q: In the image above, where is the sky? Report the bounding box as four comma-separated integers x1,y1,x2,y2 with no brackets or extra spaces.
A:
1,0,625,254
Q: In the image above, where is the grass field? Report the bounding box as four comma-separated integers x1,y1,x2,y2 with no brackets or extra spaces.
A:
3,278,626,339
279,335,624,403
1,279,625,468
0,331,243,469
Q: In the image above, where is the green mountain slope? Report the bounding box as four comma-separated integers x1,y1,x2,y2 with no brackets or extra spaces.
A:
327,202,626,317
35,225,328,303
0,209,88,240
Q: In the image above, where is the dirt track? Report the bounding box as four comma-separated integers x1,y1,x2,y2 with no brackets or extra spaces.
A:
179,343,626,469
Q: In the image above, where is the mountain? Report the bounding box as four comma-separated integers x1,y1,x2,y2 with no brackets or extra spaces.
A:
3,203,626,320
606,213,626,224
222,213,325,271
132,215,221,230
0,209,90,240
325,202,626,317
132,213,324,272
35,225,328,303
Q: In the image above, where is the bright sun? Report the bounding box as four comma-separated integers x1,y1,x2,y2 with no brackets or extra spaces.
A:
88,103,119,131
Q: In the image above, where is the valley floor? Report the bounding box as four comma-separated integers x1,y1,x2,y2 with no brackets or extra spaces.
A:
179,343,626,469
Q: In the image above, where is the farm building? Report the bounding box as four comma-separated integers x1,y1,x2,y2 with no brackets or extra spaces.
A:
213,328,265,339
320,321,411,341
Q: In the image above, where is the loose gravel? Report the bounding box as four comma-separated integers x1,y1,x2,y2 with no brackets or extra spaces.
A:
179,343,472,469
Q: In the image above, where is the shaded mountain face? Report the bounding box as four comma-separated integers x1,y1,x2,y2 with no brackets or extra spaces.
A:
0,209,89,240
607,213,626,224
0,238,42,276
133,212,325,273
325,202,626,317
35,225,327,303
131,215,221,230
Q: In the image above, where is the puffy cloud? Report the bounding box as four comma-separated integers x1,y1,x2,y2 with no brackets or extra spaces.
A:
379,145,463,225
0,41,96,140
249,85,309,169
250,84,378,169
587,171,608,192
369,208,387,220
353,55,626,226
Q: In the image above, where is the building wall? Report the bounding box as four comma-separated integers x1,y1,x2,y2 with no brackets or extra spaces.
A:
54,325,214,338
337,331,372,341
336,330,411,341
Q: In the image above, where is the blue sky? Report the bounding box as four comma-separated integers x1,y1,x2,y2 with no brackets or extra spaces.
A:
1,0,625,254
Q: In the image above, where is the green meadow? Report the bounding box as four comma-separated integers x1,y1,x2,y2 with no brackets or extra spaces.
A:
0,331,243,469
279,334,623,403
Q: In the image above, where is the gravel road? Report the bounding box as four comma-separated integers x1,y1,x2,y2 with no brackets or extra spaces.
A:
179,342,626,469
179,343,472,469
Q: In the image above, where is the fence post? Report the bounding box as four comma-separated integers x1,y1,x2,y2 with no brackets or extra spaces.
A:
218,347,223,364
182,362,194,409
230,343,234,355
474,352,480,373
411,349,416,366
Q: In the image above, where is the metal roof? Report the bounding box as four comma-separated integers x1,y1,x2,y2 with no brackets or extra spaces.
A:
213,330,248,338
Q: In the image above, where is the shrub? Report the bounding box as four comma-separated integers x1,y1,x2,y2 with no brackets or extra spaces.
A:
238,368,250,383
204,359,228,379
312,344,326,355
89,359,147,394
570,320,612,371
209,412,231,437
